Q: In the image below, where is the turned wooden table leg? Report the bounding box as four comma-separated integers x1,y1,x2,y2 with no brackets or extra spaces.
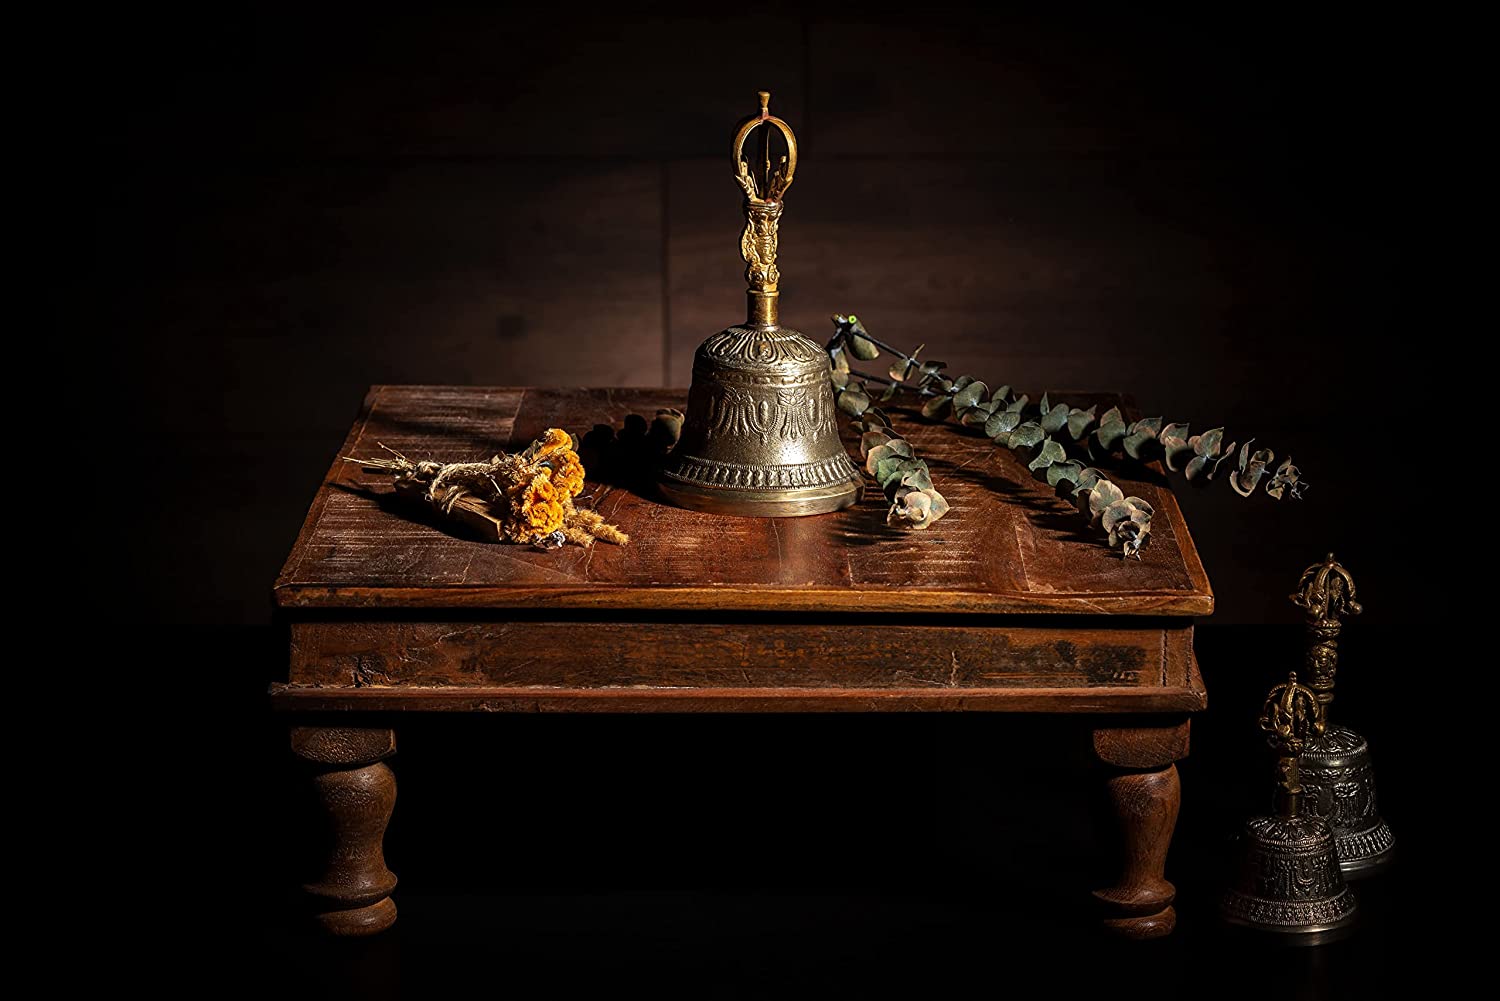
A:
1091,719,1189,940
291,726,398,936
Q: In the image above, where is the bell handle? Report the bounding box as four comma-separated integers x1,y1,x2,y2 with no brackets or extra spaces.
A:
731,92,798,326
1289,553,1362,709
1259,671,1325,818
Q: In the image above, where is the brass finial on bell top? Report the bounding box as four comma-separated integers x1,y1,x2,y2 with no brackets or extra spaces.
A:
1221,671,1358,938
659,92,863,517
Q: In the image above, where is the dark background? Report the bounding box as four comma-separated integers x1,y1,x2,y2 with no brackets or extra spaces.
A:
85,7,1453,995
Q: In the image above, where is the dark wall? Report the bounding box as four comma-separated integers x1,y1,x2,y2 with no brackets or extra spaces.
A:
94,9,1431,627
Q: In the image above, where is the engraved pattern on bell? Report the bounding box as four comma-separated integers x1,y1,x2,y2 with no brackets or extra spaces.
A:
662,324,862,513
1299,724,1395,875
1221,816,1357,933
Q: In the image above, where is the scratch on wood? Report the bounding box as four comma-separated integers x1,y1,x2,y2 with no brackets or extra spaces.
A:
949,651,960,687
770,519,783,572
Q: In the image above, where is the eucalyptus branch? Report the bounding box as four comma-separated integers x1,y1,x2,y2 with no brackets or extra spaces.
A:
824,314,1306,557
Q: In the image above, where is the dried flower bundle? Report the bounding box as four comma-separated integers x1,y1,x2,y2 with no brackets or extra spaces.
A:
826,314,1305,557
348,427,628,549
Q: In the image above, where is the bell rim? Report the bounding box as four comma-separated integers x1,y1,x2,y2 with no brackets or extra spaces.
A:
659,475,863,518
1219,885,1359,940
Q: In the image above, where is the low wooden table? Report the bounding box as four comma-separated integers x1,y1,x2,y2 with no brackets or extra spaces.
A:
272,386,1212,939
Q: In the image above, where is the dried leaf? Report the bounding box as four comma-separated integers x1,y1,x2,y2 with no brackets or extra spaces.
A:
837,386,871,417
859,431,892,458
846,316,880,360
1026,438,1067,473
1039,403,1070,435
1265,456,1306,500
1232,441,1275,497
1122,417,1163,461
1004,393,1030,415
1046,459,1083,488
1007,421,1045,450
921,394,953,419
1088,478,1125,520
1161,422,1192,472
865,443,896,475
984,409,1021,438
953,380,988,411
1065,405,1098,441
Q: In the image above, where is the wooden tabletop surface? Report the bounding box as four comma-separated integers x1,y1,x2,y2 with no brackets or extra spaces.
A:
274,386,1212,617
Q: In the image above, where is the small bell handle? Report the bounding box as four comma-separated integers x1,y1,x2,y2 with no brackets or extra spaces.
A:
1259,671,1326,818
1289,553,1363,711
731,91,799,327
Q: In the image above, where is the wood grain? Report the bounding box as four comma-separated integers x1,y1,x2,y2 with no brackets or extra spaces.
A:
275,386,1213,616
292,727,398,936
287,619,1192,690
269,676,1207,714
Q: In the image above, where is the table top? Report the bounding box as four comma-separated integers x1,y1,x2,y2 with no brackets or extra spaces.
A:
275,386,1212,618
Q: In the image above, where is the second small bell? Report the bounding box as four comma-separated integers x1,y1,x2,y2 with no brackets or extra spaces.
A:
1221,672,1357,940
1290,554,1395,876
659,92,863,517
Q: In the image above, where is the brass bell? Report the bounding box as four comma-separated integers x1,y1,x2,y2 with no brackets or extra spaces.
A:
660,92,863,517
1290,554,1395,876
1221,672,1358,939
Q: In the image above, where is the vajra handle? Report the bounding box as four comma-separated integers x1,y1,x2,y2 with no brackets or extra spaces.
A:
732,91,799,326
1259,671,1326,818
1289,553,1362,710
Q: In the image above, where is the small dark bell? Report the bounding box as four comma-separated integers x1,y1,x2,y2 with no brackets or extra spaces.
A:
1221,671,1358,940
1221,813,1357,938
1300,725,1395,876
1288,554,1394,877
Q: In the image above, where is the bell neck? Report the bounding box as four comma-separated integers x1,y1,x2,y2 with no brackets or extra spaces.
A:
747,291,778,327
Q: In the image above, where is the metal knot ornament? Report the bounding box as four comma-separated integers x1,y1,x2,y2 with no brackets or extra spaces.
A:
659,92,863,517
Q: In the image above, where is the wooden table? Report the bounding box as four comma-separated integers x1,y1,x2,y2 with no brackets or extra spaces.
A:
273,386,1212,939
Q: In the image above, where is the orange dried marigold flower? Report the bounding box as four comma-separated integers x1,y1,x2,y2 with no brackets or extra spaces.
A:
549,449,586,498
527,499,564,534
532,427,572,459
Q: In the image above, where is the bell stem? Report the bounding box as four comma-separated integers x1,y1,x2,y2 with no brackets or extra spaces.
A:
748,291,778,326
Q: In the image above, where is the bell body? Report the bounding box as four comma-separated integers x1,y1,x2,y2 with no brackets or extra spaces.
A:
1299,724,1395,876
661,323,863,517
1221,813,1357,938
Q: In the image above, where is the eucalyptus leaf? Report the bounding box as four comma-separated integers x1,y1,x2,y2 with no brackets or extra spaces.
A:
1039,403,1069,435
1046,459,1083,488
1007,421,1045,450
957,406,990,427
865,443,896,475
1161,422,1192,472
921,394,953,419
1101,499,1135,534
1232,443,1275,497
837,386,871,417
984,409,1021,438
952,375,976,393
1089,478,1125,519
953,380,988,411
846,317,881,360
859,431,892,457
1026,438,1067,472
1004,393,1030,414
1065,405,1098,441
874,455,908,486
900,465,934,491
